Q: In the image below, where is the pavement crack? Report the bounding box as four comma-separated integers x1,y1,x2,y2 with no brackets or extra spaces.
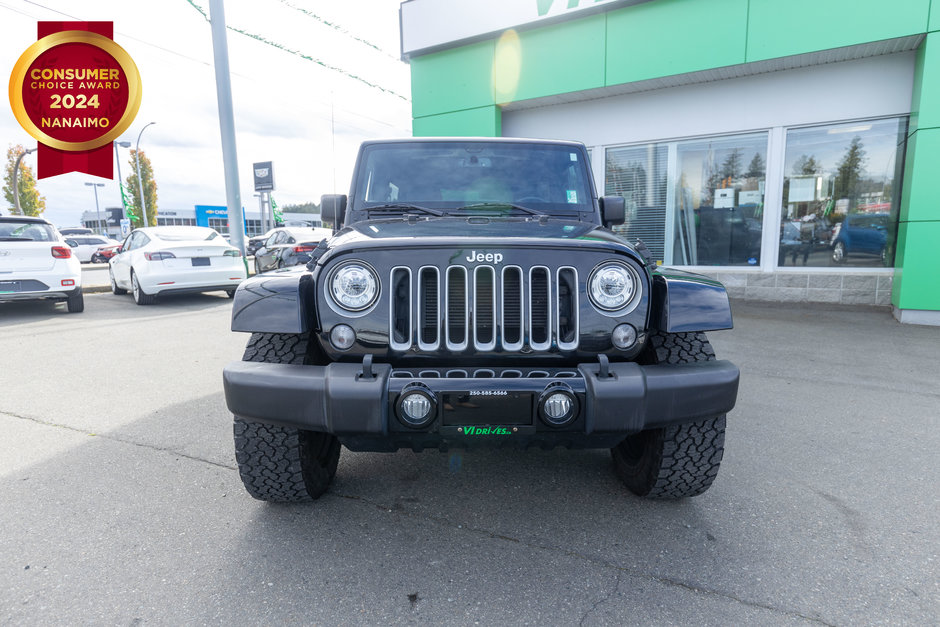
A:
327,490,836,626
0,410,236,471
579,569,621,626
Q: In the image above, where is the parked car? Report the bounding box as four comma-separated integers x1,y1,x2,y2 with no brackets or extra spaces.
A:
0,216,83,312
91,243,122,264
253,226,333,274
59,227,93,236
246,229,276,257
108,226,247,305
831,212,889,264
64,235,120,263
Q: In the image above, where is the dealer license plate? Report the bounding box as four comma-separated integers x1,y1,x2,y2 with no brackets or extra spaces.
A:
0,280,22,293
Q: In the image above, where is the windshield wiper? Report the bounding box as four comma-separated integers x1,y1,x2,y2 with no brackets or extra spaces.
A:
458,202,549,216
363,203,445,217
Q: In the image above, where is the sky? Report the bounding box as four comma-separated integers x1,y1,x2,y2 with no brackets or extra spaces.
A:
0,0,413,228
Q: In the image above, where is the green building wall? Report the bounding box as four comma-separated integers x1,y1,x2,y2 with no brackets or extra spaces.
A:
408,0,940,314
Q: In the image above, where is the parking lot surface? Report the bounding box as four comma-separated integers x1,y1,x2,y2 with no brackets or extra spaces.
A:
0,295,937,625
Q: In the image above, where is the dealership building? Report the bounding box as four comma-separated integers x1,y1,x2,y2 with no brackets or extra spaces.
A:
400,0,940,324
80,206,320,241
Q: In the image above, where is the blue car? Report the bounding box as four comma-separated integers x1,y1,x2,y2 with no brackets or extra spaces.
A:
831,213,889,264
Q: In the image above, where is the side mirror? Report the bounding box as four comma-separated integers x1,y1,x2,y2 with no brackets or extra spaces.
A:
321,194,347,230
599,196,625,227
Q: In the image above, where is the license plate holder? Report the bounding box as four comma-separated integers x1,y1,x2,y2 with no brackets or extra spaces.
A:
441,391,532,426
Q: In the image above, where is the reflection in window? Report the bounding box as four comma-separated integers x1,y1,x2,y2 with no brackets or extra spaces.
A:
606,132,766,266
606,144,668,263
674,133,766,266
780,118,907,267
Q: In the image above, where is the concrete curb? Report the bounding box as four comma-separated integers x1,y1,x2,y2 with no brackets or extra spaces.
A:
82,285,112,295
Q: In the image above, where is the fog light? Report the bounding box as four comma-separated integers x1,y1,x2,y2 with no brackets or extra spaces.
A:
611,323,637,350
543,393,571,421
538,386,578,427
330,324,356,350
397,388,436,428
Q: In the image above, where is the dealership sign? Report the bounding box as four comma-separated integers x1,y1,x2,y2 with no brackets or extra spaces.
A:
400,0,652,58
253,161,275,192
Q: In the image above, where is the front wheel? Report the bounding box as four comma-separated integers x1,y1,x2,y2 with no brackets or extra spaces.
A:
611,331,727,499
109,267,127,295
233,332,340,502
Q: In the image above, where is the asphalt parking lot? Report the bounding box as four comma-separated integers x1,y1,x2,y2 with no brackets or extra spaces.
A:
0,293,937,625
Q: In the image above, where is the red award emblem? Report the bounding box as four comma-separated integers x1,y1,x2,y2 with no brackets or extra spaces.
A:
8,22,142,179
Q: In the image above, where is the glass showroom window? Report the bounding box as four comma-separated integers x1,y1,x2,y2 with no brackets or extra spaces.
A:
780,117,907,268
607,132,767,266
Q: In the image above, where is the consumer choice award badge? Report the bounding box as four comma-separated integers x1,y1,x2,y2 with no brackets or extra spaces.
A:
8,22,141,179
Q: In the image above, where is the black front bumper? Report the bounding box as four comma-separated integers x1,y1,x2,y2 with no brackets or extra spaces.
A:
223,358,739,451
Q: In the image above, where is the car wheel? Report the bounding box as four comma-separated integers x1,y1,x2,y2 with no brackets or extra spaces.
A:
226,289,236,299
66,289,84,313
109,267,127,295
610,330,726,499
91,254,100,264
233,333,340,502
254,259,262,275
131,270,155,305
831,241,846,264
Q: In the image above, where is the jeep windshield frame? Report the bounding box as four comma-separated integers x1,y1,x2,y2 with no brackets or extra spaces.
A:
347,140,597,222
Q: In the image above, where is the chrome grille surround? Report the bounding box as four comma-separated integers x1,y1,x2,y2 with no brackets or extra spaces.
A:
389,262,579,353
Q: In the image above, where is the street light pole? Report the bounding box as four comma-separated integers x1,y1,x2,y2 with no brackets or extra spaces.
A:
13,147,37,215
85,182,106,236
135,122,155,228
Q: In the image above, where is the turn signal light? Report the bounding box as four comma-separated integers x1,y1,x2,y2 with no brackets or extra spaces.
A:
293,245,316,253
51,246,71,258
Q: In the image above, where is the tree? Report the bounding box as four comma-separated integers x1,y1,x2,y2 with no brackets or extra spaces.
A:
833,136,867,208
125,149,158,228
719,149,744,181
792,154,822,175
2,144,46,216
745,153,765,178
281,201,320,214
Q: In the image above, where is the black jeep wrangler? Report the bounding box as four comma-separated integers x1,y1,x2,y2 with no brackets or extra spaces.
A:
223,138,739,502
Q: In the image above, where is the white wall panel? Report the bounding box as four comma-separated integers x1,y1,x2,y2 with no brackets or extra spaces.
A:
502,53,915,146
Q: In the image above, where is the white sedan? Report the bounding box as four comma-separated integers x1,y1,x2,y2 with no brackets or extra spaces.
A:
108,226,247,305
0,216,83,312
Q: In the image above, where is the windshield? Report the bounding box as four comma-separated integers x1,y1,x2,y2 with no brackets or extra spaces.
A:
0,221,58,241
353,142,593,215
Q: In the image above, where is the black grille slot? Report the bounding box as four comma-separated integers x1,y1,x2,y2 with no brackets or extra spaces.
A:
419,268,438,345
446,267,466,346
557,268,577,345
391,268,410,346
502,267,522,346
475,267,495,346
530,268,550,346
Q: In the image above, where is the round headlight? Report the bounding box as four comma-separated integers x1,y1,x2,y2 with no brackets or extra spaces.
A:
330,262,379,311
589,262,638,311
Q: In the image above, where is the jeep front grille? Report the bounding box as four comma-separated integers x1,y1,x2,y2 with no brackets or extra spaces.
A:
389,264,579,352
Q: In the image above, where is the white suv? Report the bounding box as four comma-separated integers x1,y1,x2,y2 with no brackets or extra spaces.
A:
0,216,83,312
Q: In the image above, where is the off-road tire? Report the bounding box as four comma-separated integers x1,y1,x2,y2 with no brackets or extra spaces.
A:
611,331,726,498
233,332,340,502
66,290,84,313
131,271,155,305
110,268,127,295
